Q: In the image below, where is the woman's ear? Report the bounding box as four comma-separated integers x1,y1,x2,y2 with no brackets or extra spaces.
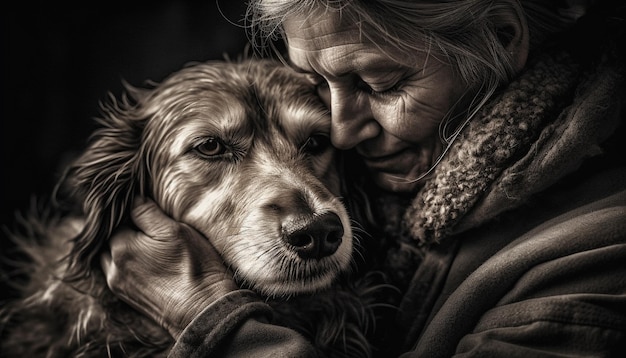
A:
491,1,530,73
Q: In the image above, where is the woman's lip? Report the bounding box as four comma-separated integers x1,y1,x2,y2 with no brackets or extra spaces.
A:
362,153,395,163
359,147,407,161
360,149,414,172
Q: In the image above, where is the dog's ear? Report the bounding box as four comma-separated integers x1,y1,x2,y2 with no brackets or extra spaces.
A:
62,89,149,281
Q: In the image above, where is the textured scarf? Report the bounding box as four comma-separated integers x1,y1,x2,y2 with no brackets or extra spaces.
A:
405,51,581,243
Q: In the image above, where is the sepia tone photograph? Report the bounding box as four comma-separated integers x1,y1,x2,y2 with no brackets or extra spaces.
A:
1,1,625,357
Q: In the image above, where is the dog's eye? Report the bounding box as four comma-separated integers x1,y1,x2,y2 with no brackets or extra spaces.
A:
302,133,331,155
194,137,226,158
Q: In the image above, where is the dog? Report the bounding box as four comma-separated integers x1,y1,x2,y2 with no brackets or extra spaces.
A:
0,58,393,357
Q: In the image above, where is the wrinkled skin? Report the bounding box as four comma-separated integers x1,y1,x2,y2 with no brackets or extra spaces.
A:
284,10,468,193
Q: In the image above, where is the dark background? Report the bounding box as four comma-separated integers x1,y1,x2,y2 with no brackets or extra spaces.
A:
1,1,250,296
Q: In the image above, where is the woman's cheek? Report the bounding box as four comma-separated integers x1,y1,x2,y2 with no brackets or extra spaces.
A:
383,96,442,143
373,96,407,128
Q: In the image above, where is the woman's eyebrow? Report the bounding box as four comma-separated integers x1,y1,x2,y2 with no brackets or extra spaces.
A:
286,59,347,79
356,69,402,82
286,57,406,80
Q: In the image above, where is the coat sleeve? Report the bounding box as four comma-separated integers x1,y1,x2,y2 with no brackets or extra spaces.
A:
167,289,318,358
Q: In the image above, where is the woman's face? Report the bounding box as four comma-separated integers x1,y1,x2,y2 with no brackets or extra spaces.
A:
283,11,467,193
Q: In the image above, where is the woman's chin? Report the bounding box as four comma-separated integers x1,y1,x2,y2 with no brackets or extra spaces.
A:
372,172,422,193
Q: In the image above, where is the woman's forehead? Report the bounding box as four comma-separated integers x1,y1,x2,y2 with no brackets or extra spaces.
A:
283,10,362,50
283,9,425,69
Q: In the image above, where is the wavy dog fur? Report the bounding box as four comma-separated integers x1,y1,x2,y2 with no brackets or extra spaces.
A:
0,59,391,357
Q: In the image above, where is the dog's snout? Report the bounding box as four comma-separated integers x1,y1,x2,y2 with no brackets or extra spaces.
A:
282,212,344,260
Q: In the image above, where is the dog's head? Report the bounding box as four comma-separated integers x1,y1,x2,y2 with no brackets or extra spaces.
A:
62,59,353,296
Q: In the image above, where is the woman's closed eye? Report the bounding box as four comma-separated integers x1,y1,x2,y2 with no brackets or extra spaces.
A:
356,78,401,97
356,71,408,97
316,75,401,98
306,70,405,106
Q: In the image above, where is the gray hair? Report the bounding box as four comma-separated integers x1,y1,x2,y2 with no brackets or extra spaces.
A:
247,0,578,90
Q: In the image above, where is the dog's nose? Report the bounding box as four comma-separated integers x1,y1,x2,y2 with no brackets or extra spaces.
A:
282,212,344,260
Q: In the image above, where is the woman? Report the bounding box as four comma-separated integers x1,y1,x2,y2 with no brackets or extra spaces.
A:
101,0,626,356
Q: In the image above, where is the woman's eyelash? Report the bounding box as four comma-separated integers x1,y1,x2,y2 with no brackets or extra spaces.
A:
311,74,402,96
372,84,400,95
357,78,400,96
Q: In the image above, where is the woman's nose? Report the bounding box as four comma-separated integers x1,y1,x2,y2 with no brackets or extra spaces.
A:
326,88,380,150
